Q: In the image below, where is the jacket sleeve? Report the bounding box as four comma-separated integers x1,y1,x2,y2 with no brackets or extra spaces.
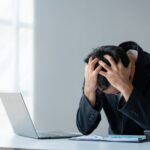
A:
118,87,150,130
76,92,105,135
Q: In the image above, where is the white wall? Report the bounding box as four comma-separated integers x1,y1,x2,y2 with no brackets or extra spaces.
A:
34,0,150,135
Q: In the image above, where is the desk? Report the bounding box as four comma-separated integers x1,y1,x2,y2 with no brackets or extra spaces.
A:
0,133,150,150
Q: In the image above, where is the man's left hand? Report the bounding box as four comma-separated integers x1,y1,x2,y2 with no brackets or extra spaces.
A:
98,55,134,101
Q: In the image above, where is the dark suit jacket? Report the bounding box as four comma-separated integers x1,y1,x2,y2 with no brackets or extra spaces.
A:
76,43,150,135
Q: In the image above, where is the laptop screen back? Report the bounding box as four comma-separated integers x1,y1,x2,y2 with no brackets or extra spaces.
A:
0,93,38,138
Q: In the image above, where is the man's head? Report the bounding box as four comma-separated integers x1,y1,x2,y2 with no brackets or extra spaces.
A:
84,45,130,94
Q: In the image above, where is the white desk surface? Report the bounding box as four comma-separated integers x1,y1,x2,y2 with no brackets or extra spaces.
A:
0,133,150,150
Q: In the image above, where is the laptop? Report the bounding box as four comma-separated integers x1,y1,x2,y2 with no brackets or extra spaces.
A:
0,92,81,139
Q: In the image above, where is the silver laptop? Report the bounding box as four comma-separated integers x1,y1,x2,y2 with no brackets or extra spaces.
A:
0,93,81,139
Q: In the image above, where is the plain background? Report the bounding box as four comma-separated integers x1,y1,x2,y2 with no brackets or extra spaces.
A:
34,0,150,135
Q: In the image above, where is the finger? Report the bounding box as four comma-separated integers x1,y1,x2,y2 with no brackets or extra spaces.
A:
90,58,99,70
104,55,116,68
90,57,98,64
127,51,135,60
128,60,132,69
127,51,136,65
99,70,107,77
94,65,102,73
88,56,93,63
99,60,111,71
118,59,124,68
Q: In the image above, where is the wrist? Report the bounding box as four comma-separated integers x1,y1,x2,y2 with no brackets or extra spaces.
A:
84,86,96,97
84,90,96,107
120,83,133,101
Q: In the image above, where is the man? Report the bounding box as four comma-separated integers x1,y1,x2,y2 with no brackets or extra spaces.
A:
76,41,150,135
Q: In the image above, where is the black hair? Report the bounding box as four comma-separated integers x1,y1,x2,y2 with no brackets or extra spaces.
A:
118,41,142,52
84,45,129,91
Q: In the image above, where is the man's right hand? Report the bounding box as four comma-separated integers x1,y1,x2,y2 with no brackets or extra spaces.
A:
84,57,102,107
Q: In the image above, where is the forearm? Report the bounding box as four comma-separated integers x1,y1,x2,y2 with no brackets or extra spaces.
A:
76,95,101,135
118,88,150,129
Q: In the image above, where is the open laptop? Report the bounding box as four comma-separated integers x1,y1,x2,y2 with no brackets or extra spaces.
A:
0,93,81,139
